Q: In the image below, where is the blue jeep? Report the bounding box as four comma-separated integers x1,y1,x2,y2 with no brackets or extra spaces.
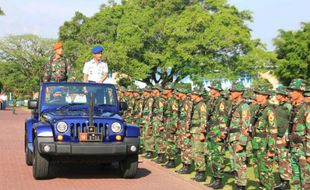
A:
25,82,140,179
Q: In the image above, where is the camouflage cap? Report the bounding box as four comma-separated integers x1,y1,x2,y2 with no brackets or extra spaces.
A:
174,87,190,94
275,84,288,96
209,81,222,91
191,87,204,95
304,86,310,97
229,81,245,92
143,86,152,92
151,84,163,92
254,85,272,96
288,78,306,91
164,82,174,90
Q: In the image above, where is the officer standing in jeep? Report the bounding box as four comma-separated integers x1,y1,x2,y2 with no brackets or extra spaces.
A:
43,42,75,82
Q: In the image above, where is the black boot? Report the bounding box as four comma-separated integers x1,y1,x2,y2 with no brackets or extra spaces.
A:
145,151,154,159
274,179,290,190
236,185,245,190
191,171,206,182
177,164,191,174
154,154,166,164
206,177,223,189
162,159,176,168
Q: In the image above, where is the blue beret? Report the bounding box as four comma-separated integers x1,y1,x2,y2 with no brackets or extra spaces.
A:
52,87,62,94
92,46,104,54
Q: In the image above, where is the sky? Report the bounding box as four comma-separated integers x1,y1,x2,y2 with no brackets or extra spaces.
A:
0,0,310,50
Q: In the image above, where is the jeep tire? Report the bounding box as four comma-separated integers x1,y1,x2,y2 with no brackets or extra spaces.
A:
120,154,138,178
25,134,32,166
32,138,49,179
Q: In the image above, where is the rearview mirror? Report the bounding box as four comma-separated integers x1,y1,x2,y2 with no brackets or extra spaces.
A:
28,100,38,109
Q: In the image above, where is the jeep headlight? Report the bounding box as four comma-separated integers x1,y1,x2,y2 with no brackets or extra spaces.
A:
56,122,68,133
111,122,122,133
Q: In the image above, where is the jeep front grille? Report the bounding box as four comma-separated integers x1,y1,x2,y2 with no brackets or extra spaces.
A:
69,122,107,140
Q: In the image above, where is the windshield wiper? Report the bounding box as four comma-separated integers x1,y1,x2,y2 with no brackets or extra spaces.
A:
57,103,86,110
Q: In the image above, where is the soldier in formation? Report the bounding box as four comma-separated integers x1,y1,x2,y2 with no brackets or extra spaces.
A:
119,78,309,189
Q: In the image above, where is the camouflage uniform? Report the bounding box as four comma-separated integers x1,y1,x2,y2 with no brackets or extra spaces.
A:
190,90,207,182
251,86,277,189
227,81,250,189
141,89,155,157
205,81,228,188
124,88,135,124
176,89,193,173
274,84,292,189
152,89,166,163
43,55,74,82
288,79,310,189
163,85,179,167
132,90,143,149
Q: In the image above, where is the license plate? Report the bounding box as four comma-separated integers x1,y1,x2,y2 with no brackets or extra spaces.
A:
79,132,102,142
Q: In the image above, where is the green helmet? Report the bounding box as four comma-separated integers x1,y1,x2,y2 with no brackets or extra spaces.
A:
254,85,272,96
230,81,245,92
305,86,310,97
275,84,288,96
143,86,152,92
209,81,222,91
288,78,306,91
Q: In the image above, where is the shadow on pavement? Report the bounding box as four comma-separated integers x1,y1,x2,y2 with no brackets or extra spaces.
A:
49,162,151,179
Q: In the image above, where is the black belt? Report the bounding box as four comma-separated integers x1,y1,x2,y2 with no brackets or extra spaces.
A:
229,128,241,133
254,133,267,138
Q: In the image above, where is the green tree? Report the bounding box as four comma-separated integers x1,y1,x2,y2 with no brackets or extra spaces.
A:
273,22,310,85
0,7,4,15
59,0,268,87
0,34,54,98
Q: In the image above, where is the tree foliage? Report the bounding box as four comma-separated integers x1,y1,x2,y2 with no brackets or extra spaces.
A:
0,34,54,97
59,0,269,86
273,22,310,85
0,7,4,15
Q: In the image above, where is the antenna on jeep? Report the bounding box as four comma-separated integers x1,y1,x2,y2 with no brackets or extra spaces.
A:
89,91,94,128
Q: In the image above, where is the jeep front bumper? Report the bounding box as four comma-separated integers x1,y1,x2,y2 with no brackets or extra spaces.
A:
37,137,139,156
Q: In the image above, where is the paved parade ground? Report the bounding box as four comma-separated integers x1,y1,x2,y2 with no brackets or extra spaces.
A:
0,107,208,190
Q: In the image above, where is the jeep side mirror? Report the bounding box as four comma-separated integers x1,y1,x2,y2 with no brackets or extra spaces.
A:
28,100,38,109
119,102,128,111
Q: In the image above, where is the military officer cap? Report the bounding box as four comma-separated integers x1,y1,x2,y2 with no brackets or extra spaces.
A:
287,78,306,91
275,84,288,96
304,86,310,97
174,88,190,94
143,86,152,92
209,81,222,91
191,87,204,95
151,84,163,92
229,81,245,92
92,45,104,54
164,82,174,90
52,87,62,94
254,85,272,96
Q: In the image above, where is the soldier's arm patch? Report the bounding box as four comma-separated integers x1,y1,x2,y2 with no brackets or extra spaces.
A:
306,112,310,123
268,112,275,123
242,111,247,119
219,102,225,112
201,104,207,112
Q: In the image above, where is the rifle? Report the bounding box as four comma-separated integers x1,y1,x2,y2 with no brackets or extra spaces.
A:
205,98,216,134
249,104,267,137
220,101,242,151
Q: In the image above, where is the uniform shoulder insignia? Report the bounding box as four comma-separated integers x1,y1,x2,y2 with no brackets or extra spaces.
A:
200,103,207,112
268,112,275,123
242,110,247,119
219,102,225,112
306,112,310,123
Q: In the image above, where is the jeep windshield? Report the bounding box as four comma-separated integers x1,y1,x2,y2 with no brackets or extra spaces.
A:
42,83,117,108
